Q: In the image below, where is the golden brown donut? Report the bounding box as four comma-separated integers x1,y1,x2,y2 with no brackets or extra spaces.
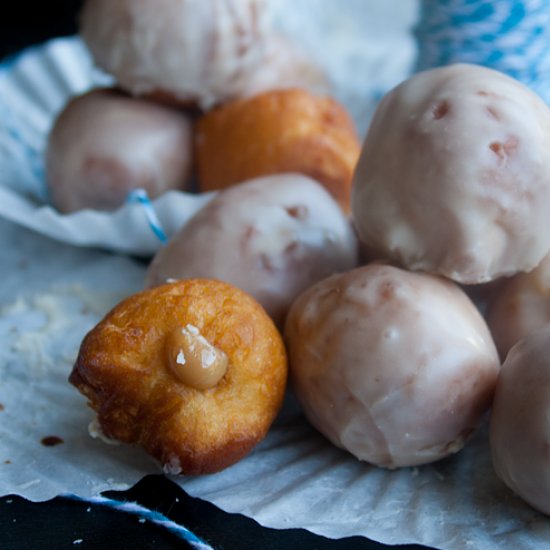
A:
195,88,361,212
69,279,288,475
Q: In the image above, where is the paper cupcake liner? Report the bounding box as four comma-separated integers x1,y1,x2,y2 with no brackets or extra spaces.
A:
0,36,211,256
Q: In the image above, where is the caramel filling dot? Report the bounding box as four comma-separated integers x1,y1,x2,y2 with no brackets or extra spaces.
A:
166,324,228,390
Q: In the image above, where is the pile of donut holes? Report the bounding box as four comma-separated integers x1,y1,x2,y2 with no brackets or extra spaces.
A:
47,0,360,214
55,0,550,519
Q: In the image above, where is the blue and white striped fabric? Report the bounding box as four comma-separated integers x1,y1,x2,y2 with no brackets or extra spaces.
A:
415,0,550,102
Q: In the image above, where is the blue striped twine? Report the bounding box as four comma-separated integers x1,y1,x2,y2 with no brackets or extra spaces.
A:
415,0,550,103
126,188,168,245
62,493,214,549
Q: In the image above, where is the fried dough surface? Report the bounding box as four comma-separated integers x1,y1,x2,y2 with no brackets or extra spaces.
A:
196,88,360,212
70,279,287,475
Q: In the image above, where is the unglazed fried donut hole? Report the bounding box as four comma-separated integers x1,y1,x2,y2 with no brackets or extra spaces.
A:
195,88,361,212
46,88,194,213
69,279,288,475
285,264,500,468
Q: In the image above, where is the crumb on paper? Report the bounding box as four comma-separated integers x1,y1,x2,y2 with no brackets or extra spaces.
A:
11,332,55,371
88,418,120,445
1,285,124,377
65,284,128,317
162,455,182,475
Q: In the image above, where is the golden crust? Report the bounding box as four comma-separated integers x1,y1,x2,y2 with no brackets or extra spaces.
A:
195,88,361,212
69,279,288,475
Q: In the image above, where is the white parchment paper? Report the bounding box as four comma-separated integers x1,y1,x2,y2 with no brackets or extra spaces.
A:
3,1,549,548
2,216,550,550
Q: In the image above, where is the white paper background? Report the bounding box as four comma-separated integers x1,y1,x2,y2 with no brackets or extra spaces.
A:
3,1,550,548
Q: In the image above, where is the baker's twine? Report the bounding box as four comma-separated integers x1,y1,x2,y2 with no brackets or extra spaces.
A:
415,0,550,102
63,493,214,549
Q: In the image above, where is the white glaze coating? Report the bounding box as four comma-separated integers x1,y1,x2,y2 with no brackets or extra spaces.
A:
145,174,358,326
240,34,327,98
490,327,550,516
352,63,550,283
46,89,194,213
80,0,271,108
486,254,550,359
285,264,500,468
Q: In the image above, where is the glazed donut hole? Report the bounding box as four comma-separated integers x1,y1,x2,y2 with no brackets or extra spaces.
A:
351,63,550,284
486,253,550,360
46,88,195,213
69,278,288,475
145,173,359,328
195,87,361,212
79,0,272,109
239,33,329,100
490,327,550,516
285,263,500,469
54,2,550,491
79,0,327,109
